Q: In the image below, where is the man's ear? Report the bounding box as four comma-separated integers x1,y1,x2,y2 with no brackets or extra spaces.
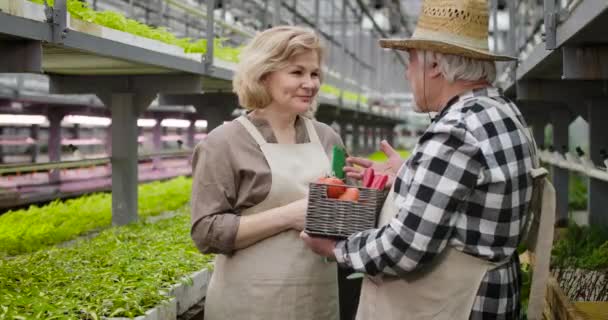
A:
428,60,442,79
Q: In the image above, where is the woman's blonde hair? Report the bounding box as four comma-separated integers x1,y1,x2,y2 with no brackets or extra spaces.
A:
232,26,324,116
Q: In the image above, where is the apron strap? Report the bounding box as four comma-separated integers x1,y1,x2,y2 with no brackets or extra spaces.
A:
236,116,268,147
301,117,321,145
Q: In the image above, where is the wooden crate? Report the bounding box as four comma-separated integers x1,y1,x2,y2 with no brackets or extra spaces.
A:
544,277,586,320
544,276,608,320
574,302,608,320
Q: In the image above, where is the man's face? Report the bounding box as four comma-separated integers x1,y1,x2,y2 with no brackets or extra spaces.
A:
405,49,425,112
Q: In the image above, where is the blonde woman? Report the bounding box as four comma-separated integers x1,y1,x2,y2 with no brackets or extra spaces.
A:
190,26,343,319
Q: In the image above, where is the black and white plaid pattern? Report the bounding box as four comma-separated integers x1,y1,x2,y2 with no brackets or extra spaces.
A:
334,87,533,319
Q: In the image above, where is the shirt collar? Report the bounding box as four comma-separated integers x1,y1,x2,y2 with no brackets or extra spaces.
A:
431,86,501,123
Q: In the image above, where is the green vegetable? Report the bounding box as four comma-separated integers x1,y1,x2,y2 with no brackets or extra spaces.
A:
0,208,213,319
331,145,347,179
0,176,193,257
552,222,608,270
569,173,588,211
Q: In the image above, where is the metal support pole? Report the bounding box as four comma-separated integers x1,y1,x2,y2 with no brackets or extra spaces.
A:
47,112,64,183
544,0,557,50
508,0,517,57
340,0,347,106
491,0,498,53
205,0,216,72
262,0,269,28
314,0,320,27
187,119,196,148
109,93,145,226
30,124,40,163
0,127,4,164
185,15,190,38
385,125,395,146
50,0,67,45
202,110,225,133
49,75,200,226
551,109,570,226
369,32,376,94
588,100,608,226
273,0,281,27
222,0,228,22
292,0,297,24
372,126,378,149
338,122,348,147
533,120,546,149
351,123,360,156
363,125,370,154
152,117,163,169
129,0,135,18
72,124,80,139
160,1,167,25
356,21,363,107
330,1,336,37
105,125,112,157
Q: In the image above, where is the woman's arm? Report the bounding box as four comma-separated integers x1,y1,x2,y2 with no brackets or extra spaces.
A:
191,126,307,254
233,198,307,250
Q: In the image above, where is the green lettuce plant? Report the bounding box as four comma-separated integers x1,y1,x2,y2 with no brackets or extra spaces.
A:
0,176,192,256
552,222,608,270
27,0,242,61
0,209,213,319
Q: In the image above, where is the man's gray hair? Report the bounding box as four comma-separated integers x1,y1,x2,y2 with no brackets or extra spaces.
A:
417,50,496,83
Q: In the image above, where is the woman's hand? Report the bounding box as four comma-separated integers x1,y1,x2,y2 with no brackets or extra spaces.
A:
300,231,337,258
343,140,405,187
234,197,308,250
283,198,308,231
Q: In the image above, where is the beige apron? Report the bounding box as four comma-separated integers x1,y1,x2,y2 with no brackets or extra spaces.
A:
356,98,555,320
204,116,339,320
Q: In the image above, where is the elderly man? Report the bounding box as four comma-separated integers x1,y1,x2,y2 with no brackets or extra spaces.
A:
301,0,549,319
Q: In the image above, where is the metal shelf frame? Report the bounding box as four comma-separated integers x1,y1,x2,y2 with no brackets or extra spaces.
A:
0,0,405,224
489,0,608,226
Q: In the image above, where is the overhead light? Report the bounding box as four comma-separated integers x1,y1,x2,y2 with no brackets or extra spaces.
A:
0,114,47,126
63,115,111,127
138,119,157,127
195,120,207,128
161,118,190,128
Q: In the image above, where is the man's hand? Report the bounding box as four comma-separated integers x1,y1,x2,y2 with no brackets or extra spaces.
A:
343,140,405,187
300,231,337,258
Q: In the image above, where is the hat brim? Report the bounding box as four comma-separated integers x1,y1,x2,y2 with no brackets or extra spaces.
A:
379,38,517,62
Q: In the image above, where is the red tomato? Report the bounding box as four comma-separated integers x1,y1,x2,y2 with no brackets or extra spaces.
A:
317,177,346,198
338,187,360,202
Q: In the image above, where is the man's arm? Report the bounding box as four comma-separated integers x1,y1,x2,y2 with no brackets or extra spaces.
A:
333,122,484,276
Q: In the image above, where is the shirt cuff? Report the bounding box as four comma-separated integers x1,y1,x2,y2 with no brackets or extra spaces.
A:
333,240,352,267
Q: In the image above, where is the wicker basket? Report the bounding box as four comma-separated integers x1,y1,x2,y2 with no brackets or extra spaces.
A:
305,182,387,238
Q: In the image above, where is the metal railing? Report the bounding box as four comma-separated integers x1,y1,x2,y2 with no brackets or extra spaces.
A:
0,150,191,175
490,0,583,87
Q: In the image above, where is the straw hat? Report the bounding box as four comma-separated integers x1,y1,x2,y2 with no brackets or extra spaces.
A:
379,0,516,61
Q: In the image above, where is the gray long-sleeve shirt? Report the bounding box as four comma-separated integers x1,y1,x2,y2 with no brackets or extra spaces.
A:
191,114,344,254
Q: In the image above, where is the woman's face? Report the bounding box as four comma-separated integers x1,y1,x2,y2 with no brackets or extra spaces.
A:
264,50,320,115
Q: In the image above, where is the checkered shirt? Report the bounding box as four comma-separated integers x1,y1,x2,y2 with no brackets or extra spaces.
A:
334,87,533,319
